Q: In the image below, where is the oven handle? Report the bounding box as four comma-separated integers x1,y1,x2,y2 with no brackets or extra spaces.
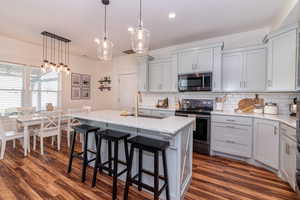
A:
176,113,210,119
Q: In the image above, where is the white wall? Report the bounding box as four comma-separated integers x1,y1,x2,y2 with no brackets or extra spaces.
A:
0,34,110,111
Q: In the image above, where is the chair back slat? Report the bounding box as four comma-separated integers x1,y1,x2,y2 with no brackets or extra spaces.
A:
0,117,17,137
40,111,61,132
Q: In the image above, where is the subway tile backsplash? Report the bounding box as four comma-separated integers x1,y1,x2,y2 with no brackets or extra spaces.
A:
141,92,300,115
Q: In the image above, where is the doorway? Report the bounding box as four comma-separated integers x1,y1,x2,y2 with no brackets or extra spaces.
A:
118,73,137,111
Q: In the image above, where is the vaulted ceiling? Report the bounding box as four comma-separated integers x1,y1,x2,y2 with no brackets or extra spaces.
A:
0,0,290,58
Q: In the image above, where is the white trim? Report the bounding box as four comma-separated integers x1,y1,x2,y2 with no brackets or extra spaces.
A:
222,45,267,55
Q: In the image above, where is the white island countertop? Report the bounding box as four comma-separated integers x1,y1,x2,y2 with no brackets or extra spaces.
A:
211,111,297,128
70,110,195,135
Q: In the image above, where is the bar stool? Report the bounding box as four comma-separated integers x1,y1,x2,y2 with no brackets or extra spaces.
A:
67,124,100,182
92,129,130,200
124,136,170,200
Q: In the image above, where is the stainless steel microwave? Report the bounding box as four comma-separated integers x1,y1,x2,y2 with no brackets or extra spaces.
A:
178,72,212,92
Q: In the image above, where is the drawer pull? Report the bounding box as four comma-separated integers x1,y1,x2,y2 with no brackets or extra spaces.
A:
226,119,235,122
286,143,290,155
226,140,236,144
226,125,235,129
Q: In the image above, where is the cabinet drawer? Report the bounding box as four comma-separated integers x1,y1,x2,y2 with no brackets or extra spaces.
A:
212,115,252,126
213,140,252,158
280,123,296,141
212,122,252,158
138,109,152,116
212,123,252,145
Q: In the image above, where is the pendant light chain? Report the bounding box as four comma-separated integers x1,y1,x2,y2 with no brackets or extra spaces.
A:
104,5,107,40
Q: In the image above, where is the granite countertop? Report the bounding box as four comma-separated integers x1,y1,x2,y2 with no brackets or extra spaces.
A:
69,110,194,135
211,111,297,128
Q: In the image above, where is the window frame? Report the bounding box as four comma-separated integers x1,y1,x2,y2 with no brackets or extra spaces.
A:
0,61,61,114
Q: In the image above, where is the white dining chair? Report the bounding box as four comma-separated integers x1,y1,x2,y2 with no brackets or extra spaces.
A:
61,106,92,147
0,117,25,159
33,111,61,155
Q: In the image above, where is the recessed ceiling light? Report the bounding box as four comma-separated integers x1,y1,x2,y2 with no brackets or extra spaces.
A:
128,27,134,32
168,12,176,19
94,38,100,44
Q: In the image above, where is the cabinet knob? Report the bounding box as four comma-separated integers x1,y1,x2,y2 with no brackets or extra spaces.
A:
286,143,290,155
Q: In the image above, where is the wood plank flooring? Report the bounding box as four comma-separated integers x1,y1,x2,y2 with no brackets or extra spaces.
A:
0,135,299,200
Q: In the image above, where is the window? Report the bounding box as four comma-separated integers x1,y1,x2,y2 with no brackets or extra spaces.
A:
0,63,24,115
31,68,59,111
0,62,60,115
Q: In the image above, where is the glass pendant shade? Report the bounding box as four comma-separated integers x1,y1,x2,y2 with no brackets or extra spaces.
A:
131,26,150,54
97,38,113,61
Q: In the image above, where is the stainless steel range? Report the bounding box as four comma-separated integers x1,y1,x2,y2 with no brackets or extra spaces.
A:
175,99,213,155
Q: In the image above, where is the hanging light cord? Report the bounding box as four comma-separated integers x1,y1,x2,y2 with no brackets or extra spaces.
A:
139,0,142,27
104,5,107,40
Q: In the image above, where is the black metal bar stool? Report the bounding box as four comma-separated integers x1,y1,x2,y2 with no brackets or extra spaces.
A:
92,129,130,200
67,124,100,182
124,136,170,200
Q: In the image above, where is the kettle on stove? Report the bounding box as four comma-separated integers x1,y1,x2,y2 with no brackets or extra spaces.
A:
289,98,298,117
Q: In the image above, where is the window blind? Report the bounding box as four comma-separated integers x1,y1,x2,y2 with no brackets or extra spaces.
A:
0,63,24,115
31,68,59,111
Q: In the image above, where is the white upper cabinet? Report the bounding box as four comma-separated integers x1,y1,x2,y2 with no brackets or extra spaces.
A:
195,48,213,72
148,57,175,92
267,27,297,91
222,46,266,92
170,54,178,92
178,50,198,74
178,43,223,75
149,61,162,92
222,52,244,91
254,119,279,170
212,47,222,92
244,49,266,91
137,56,149,92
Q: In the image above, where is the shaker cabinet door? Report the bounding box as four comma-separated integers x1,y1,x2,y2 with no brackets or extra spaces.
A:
148,62,162,92
195,48,213,72
244,49,266,91
267,29,297,91
222,53,244,91
137,57,148,92
254,119,279,170
178,50,197,74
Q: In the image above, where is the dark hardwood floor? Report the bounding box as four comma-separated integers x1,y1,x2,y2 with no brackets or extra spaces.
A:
0,135,299,200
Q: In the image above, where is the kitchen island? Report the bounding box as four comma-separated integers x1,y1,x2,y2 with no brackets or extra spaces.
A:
70,110,194,200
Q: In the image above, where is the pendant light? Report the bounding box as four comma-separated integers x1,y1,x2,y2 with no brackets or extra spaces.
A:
41,31,72,74
97,0,113,61
131,0,150,54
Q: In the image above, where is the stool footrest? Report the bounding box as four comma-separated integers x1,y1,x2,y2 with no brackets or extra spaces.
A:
102,159,127,166
130,173,168,196
87,149,97,154
141,169,166,181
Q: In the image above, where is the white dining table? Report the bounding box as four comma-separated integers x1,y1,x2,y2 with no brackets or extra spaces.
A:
14,114,69,156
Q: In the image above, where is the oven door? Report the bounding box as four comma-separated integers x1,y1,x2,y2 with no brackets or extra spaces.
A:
193,115,210,144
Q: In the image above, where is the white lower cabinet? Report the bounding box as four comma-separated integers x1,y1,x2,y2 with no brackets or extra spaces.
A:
211,115,252,158
254,119,279,170
280,124,297,190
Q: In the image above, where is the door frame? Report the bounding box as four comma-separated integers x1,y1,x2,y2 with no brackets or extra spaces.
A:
117,72,137,109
